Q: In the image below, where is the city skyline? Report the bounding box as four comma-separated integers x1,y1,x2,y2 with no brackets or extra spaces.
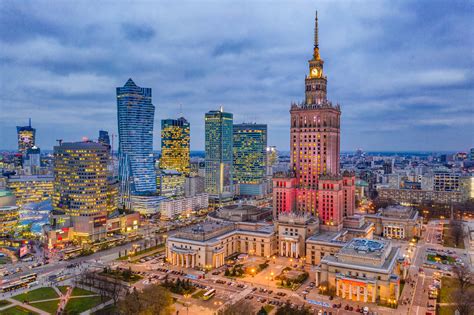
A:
0,1,472,152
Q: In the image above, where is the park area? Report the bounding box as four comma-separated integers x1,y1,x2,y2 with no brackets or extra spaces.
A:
426,253,457,265
9,286,107,314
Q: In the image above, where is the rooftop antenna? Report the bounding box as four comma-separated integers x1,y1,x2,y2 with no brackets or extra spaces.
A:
219,105,224,112
179,103,184,117
56,139,63,146
29,118,31,127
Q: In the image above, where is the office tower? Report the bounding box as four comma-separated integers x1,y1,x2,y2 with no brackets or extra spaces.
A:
383,160,392,174
205,108,233,200
117,79,157,208
16,119,36,155
157,170,186,198
52,141,109,241
7,175,53,206
53,141,109,216
98,130,111,151
266,146,278,177
469,148,474,161
160,117,190,175
233,123,267,196
273,12,355,229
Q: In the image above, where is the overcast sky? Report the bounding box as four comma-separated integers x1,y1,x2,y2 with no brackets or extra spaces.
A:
0,0,473,152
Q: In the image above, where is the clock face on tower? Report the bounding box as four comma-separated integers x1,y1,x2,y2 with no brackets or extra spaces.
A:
311,67,321,78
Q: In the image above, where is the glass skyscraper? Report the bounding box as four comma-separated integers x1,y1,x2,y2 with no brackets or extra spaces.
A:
204,108,233,199
233,123,267,195
160,117,190,175
117,78,156,208
16,118,36,155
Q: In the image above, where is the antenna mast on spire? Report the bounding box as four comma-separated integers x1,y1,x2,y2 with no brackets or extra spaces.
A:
29,118,31,128
314,11,319,49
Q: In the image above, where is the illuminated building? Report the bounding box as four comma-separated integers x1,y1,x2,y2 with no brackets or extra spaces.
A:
266,146,278,177
159,193,209,220
23,146,41,172
0,206,19,237
233,123,267,196
160,117,190,175
272,12,355,229
315,238,401,304
117,78,157,208
98,130,111,151
157,169,185,198
7,175,54,206
17,119,36,155
364,206,421,240
205,108,234,201
53,141,109,242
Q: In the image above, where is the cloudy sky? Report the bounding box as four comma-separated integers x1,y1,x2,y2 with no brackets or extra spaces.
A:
0,0,472,152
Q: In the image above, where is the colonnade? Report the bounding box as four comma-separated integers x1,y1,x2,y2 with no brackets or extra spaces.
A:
280,240,300,258
170,252,197,268
383,225,405,239
336,280,376,303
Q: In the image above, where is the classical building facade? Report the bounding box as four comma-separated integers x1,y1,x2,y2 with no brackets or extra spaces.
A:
315,238,401,304
272,12,355,229
276,213,318,258
364,206,421,240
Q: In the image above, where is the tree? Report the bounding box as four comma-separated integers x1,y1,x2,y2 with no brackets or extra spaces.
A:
450,220,464,247
452,264,472,293
452,288,474,315
218,300,254,315
257,306,268,315
275,302,311,315
119,284,174,315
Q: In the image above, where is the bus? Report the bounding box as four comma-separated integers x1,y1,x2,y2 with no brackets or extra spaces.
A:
20,273,37,283
202,288,216,300
0,280,28,293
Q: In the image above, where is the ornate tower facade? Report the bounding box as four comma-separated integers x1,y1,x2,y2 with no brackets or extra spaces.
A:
273,12,354,230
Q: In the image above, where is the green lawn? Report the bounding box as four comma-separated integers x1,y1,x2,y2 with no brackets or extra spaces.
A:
71,287,96,296
57,286,69,295
65,296,106,314
12,287,59,302
438,305,456,315
191,289,205,299
30,299,60,314
0,299,12,307
1,305,39,315
439,277,457,303
263,304,275,313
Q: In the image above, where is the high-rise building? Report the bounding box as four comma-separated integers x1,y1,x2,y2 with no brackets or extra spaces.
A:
273,12,355,229
16,119,36,155
117,79,157,208
98,130,111,151
160,117,190,175
233,123,267,196
52,141,110,241
205,108,233,200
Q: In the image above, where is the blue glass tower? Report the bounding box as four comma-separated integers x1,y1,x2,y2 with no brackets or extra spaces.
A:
204,108,233,199
117,78,156,208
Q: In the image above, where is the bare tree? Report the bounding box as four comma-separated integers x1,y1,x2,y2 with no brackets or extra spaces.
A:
452,288,474,315
452,264,472,293
450,220,464,247
218,300,255,315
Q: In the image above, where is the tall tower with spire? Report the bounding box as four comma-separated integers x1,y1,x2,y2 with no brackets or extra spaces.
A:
273,12,355,230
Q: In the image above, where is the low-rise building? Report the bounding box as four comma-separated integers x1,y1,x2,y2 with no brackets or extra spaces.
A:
316,238,401,304
0,205,19,237
159,193,209,220
7,175,54,206
364,206,421,240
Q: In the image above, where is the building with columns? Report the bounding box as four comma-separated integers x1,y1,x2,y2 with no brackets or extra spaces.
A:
315,238,401,304
276,213,318,258
272,12,355,229
166,220,276,269
364,206,421,240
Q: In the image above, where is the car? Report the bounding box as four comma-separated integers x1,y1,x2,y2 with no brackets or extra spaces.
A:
302,290,309,295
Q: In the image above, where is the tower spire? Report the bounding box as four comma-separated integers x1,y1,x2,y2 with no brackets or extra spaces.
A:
314,11,319,49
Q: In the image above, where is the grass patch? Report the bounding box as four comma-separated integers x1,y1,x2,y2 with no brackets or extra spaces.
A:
65,296,105,314
12,287,59,302
57,286,69,295
117,244,164,261
71,287,96,296
263,304,275,313
0,300,12,307
439,277,457,303
1,306,39,315
426,253,456,264
99,268,143,283
438,305,456,315
30,299,60,314
191,289,205,299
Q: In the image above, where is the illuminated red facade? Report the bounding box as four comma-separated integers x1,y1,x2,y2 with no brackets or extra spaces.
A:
273,12,355,229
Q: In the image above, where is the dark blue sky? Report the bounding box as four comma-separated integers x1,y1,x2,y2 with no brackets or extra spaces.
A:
0,0,473,151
